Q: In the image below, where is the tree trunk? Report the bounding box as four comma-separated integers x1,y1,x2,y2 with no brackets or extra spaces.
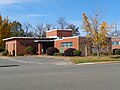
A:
97,45,100,58
85,44,88,56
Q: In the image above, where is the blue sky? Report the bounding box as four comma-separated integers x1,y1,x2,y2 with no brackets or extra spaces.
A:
0,0,119,33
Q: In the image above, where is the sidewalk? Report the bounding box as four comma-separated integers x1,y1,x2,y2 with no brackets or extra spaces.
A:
38,55,70,60
76,61,120,65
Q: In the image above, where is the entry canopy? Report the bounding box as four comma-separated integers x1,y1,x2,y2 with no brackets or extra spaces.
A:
34,38,56,43
34,39,54,43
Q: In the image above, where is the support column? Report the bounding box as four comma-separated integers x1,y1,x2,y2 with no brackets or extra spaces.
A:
38,43,42,55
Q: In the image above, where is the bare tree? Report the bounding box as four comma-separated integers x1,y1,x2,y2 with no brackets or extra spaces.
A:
56,17,68,29
32,23,45,37
45,22,52,31
66,24,80,36
24,22,32,37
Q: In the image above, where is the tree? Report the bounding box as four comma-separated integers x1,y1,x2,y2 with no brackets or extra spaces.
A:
0,15,12,51
57,17,68,29
24,22,33,37
26,31,34,37
45,22,52,31
82,13,112,58
66,24,80,36
10,21,24,37
32,23,45,37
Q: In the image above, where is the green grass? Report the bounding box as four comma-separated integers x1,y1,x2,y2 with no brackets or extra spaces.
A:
70,55,120,64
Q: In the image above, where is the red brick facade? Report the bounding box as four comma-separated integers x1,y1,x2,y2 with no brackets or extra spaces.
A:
55,36,79,52
4,37,38,56
111,37,120,50
54,36,93,56
6,40,17,56
46,29,72,38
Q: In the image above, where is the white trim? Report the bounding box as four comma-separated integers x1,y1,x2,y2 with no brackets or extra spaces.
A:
3,37,41,41
46,36,58,38
54,36,79,41
46,29,72,32
34,40,54,42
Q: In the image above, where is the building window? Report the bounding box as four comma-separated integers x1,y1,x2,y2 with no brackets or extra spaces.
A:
112,41,120,45
61,42,73,47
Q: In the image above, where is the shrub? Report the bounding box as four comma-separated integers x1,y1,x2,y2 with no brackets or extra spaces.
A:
91,52,97,56
46,47,59,56
108,51,113,55
115,49,120,55
59,53,64,56
54,53,59,56
101,52,109,56
2,49,8,56
74,50,81,56
18,54,24,56
54,53,64,56
0,48,5,52
9,55,13,57
24,46,33,54
64,48,76,56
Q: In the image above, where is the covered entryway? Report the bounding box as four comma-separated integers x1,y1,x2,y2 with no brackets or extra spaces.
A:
34,38,55,55
41,42,54,54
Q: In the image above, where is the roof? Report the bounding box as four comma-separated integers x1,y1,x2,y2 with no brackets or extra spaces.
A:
46,29,72,32
111,36,120,38
3,37,56,41
34,40,54,43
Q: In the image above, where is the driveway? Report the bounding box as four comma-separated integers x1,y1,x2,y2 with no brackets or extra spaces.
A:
1,56,72,65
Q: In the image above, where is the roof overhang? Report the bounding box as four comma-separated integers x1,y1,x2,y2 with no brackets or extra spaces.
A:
3,37,56,41
3,37,42,41
34,40,54,43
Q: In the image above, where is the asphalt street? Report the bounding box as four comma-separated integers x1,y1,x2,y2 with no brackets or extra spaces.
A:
0,56,120,90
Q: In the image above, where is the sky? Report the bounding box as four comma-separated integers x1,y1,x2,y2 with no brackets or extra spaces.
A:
0,0,119,34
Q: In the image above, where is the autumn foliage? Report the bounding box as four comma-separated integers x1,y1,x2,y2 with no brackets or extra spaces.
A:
82,13,112,58
0,16,12,50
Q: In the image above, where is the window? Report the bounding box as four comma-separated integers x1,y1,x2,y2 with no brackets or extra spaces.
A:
61,42,72,47
112,41,120,45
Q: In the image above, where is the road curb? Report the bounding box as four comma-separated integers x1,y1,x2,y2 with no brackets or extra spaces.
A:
76,61,120,65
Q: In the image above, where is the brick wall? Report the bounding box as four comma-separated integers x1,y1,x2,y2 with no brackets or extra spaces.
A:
16,39,37,55
6,39,38,56
46,30,72,38
6,40,17,56
54,36,79,53
112,37,120,50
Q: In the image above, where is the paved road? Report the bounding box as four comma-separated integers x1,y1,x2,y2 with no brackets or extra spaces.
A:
0,56,120,90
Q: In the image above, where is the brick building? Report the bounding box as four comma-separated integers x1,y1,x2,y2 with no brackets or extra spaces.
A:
3,37,55,56
3,29,112,56
111,37,120,54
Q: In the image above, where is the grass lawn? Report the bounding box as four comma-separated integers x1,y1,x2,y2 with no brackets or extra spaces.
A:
70,55,120,64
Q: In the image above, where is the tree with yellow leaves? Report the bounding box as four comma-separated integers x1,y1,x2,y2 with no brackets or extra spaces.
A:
0,15,12,51
82,13,112,58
